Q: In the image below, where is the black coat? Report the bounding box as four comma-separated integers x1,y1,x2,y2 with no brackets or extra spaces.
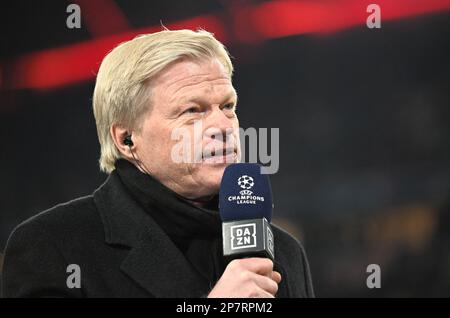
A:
1,169,314,298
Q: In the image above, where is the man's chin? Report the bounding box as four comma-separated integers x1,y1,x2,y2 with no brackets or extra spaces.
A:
197,165,227,191
187,159,237,197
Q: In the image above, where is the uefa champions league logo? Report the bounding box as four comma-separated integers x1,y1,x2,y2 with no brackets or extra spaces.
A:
238,175,254,195
227,175,264,205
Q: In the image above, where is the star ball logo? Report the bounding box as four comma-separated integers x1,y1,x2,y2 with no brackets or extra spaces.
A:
227,175,265,205
238,175,254,194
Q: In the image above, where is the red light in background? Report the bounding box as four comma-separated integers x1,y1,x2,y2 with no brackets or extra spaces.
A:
3,0,450,91
76,0,131,37
250,0,450,39
5,15,226,90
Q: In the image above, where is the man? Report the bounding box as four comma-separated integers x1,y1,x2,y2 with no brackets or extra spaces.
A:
1,30,314,298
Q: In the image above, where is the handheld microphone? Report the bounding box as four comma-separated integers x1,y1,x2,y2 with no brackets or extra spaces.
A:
219,163,275,261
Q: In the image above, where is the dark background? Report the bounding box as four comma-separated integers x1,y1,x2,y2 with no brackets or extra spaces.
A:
1,0,449,297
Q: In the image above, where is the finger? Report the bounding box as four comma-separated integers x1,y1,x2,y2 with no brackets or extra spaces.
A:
271,271,282,284
251,273,279,296
263,270,281,282
239,258,274,275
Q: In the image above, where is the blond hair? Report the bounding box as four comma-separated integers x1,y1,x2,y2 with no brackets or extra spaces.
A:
93,29,234,173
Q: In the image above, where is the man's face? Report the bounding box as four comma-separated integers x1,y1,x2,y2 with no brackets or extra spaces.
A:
133,58,240,200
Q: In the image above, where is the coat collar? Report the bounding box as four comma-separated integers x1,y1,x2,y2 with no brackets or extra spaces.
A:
93,172,209,297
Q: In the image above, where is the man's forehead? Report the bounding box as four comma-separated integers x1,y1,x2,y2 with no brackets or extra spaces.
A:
153,58,231,93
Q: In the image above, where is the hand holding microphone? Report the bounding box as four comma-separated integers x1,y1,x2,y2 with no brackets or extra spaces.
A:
208,163,281,298
208,257,281,298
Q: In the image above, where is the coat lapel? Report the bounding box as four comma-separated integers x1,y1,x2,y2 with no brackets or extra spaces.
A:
120,225,209,297
93,173,208,297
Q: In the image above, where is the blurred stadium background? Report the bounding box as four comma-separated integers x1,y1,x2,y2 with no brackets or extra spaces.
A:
1,0,449,297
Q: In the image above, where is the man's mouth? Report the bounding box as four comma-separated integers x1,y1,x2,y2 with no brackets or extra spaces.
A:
202,147,237,163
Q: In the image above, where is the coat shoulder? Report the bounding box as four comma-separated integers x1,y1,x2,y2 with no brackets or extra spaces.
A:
12,194,102,243
2,195,100,297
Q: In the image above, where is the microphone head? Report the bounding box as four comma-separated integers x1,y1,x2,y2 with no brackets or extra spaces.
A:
219,163,273,222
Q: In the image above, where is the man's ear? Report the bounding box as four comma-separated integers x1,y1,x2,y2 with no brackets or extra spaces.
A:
110,124,134,161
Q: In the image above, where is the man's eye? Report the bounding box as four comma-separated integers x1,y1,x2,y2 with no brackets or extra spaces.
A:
183,107,199,114
223,103,235,110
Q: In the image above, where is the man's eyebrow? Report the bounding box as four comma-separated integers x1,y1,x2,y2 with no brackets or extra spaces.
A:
182,91,238,105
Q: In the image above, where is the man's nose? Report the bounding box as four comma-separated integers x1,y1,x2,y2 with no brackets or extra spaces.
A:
203,107,235,140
